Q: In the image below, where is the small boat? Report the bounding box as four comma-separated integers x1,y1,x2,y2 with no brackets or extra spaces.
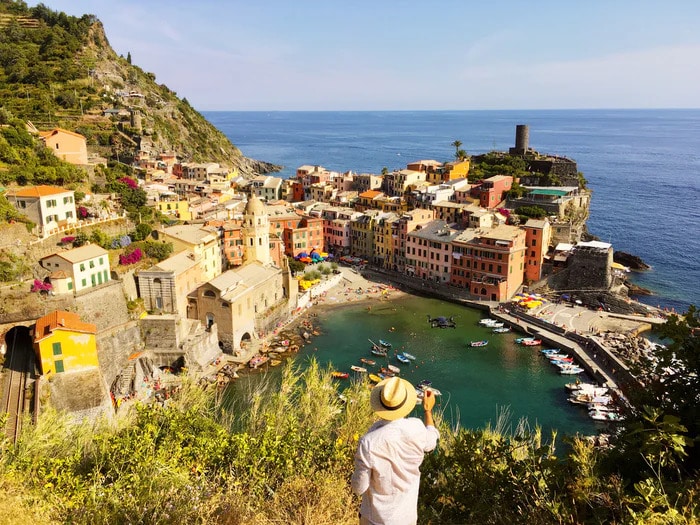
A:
401,352,416,360
559,366,585,375
368,374,382,383
515,337,535,344
417,379,432,390
371,348,388,357
492,327,511,333
351,365,367,373
269,359,282,367
378,339,392,348
387,364,401,374
331,371,349,379
249,355,269,369
478,318,501,326
521,339,542,346
470,340,489,347
360,358,376,366
379,367,395,377
396,353,410,363
417,386,443,400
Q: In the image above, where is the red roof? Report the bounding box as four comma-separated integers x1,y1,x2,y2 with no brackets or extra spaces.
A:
34,310,96,341
12,185,72,198
359,190,382,198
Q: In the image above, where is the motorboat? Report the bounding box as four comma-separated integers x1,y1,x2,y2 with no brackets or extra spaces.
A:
371,347,388,357
492,327,511,333
396,353,411,364
331,371,349,379
417,379,432,390
378,339,392,348
387,364,401,374
379,367,396,377
368,374,382,383
470,340,489,347
515,337,536,344
360,358,376,366
559,366,585,375
402,352,416,360
351,365,367,373
521,339,542,346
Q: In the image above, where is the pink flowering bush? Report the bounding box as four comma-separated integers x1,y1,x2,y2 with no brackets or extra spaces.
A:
31,279,52,292
77,206,89,219
119,177,138,189
119,247,143,265
60,236,75,245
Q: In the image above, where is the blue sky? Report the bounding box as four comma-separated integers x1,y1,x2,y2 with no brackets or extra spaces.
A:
35,1,700,111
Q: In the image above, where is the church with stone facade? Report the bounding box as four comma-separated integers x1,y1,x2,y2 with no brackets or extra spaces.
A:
186,194,298,352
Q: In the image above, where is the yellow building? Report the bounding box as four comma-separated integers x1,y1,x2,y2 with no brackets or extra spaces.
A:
156,199,192,221
442,159,470,180
33,310,98,375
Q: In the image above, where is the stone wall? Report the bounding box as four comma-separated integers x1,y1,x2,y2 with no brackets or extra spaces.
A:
96,321,142,388
566,247,612,291
74,280,131,331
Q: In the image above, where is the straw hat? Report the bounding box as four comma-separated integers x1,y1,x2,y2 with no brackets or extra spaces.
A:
370,376,417,420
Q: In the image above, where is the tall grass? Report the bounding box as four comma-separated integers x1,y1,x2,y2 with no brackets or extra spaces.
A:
0,359,697,524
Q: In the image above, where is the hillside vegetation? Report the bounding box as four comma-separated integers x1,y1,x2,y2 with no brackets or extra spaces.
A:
0,0,278,177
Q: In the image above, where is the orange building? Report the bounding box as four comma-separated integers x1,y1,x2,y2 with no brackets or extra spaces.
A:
450,224,526,301
523,218,552,283
282,215,324,257
39,128,88,165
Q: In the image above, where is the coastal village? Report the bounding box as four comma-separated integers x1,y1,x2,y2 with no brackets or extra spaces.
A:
0,122,666,437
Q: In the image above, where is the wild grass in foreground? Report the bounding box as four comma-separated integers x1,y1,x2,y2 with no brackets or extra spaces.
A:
0,359,697,524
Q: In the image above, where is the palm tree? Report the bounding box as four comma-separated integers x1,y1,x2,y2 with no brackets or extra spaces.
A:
451,140,462,160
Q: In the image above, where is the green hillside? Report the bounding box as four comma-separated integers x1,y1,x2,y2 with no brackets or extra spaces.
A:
0,0,278,177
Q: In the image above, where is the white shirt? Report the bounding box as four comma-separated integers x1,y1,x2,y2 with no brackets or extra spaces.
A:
351,417,440,525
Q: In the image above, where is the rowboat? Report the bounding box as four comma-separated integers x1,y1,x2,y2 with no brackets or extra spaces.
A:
379,367,395,377
331,371,349,379
368,374,382,383
402,352,416,360
515,337,536,344
371,347,388,356
360,358,376,366
521,339,542,346
470,340,489,347
351,365,367,373
378,339,392,348
396,353,410,363
387,364,401,374
492,327,511,333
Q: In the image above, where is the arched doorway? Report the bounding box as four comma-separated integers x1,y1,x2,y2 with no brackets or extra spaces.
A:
205,313,215,330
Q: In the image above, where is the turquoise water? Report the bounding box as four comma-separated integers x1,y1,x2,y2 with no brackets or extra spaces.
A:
287,294,600,436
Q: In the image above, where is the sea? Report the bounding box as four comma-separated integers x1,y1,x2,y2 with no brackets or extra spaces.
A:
206,109,699,434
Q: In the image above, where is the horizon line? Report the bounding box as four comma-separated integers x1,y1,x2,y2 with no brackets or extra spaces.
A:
199,107,700,113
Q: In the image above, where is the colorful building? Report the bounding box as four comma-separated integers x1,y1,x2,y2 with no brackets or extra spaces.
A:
39,244,111,294
33,310,98,375
478,175,513,209
523,218,552,283
7,185,77,237
38,128,88,165
450,224,526,301
405,220,459,283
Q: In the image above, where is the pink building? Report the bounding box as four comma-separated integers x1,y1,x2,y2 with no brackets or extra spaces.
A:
478,175,513,209
405,220,458,283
